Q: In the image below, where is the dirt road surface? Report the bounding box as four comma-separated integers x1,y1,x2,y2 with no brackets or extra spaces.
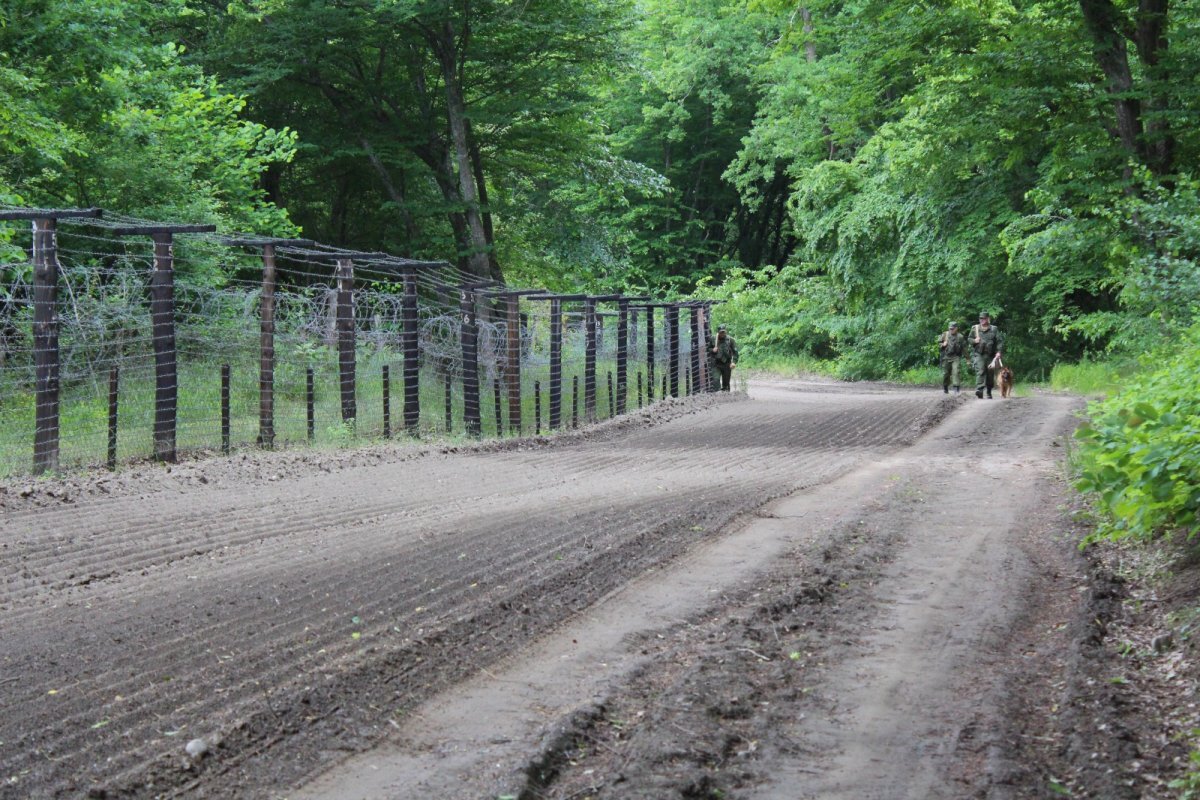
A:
0,380,1083,798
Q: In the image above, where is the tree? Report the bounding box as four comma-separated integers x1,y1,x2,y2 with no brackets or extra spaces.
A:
192,0,628,282
0,0,296,236
596,0,789,287
719,0,1200,375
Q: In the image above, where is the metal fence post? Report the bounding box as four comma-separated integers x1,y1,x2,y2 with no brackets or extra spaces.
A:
259,244,278,447
535,379,542,434
402,269,419,436
460,287,481,437
506,293,521,434
584,297,597,422
335,257,356,425
306,366,315,442
31,218,60,473
221,364,231,454
645,305,655,402
383,364,391,439
667,304,681,398
617,299,629,415
107,365,119,470
549,298,562,429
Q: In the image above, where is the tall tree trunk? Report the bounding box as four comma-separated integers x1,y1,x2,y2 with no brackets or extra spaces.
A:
431,154,472,272
467,121,503,282
1079,0,1145,163
1134,0,1174,175
436,20,495,282
407,61,476,272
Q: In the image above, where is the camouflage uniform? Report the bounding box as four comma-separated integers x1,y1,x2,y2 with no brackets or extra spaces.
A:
970,318,1005,398
705,333,720,391
712,332,738,391
939,327,965,393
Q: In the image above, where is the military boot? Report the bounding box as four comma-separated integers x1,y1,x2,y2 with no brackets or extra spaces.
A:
976,389,983,398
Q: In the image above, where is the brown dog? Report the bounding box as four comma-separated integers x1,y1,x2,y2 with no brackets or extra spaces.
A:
997,365,1015,398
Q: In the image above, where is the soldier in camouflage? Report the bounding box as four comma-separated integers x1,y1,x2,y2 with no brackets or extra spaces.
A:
938,321,965,394
970,311,1005,399
711,325,738,391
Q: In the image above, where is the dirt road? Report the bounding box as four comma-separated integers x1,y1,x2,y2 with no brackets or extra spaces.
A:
0,380,1081,798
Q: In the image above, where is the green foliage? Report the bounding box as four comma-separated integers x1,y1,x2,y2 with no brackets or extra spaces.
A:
716,0,1200,379
0,0,296,235
1074,326,1200,542
697,264,834,359
186,0,629,275
6,0,1200,384
587,0,788,286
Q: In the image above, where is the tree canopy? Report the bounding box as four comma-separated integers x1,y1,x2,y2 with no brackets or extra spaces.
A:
2,0,1197,373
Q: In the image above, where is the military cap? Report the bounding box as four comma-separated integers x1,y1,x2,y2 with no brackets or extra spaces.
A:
717,324,727,332
949,321,958,328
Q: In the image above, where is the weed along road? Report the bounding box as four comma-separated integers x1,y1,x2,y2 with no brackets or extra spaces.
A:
0,380,1081,798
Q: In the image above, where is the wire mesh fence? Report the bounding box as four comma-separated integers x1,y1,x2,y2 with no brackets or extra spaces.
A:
0,207,716,477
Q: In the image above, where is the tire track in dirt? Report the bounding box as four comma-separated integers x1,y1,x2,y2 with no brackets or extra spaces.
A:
493,392,1082,800
0,386,942,798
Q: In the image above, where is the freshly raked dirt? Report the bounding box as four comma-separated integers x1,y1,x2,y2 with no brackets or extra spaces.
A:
0,379,1122,799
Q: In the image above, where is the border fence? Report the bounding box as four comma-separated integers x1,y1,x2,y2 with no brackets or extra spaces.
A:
0,206,718,477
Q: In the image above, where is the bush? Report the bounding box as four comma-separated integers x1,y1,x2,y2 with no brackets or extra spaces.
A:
1074,326,1200,541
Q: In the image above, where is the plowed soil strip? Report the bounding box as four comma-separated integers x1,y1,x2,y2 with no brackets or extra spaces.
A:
1,385,939,798
293,392,1080,799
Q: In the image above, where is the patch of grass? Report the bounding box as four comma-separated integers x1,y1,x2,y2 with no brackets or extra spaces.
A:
1049,359,1141,397
0,347,679,477
740,352,835,378
896,366,942,386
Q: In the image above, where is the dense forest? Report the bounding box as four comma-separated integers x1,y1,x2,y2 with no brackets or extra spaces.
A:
2,0,1198,376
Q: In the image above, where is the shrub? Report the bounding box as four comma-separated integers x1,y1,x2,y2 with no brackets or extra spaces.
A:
1074,325,1200,541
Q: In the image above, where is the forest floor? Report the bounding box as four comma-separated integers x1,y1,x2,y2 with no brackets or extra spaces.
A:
0,378,1193,799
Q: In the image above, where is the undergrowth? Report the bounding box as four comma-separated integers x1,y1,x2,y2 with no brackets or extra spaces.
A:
1071,326,1200,790
1050,358,1141,397
1073,325,1200,544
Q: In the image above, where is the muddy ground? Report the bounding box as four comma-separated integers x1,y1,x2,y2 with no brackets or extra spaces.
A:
0,379,1192,798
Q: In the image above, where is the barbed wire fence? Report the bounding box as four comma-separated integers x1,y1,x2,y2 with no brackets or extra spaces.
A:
0,206,715,477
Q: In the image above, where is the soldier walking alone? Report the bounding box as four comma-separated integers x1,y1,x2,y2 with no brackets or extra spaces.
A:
970,311,1005,399
939,321,965,394
711,325,738,391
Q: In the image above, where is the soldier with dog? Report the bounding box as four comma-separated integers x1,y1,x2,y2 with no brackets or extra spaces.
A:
970,311,1005,399
938,321,966,394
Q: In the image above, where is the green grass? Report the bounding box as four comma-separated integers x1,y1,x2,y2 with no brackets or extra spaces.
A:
744,349,1146,399
896,366,943,386
740,352,834,378
0,349,675,477
1049,359,1142,397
